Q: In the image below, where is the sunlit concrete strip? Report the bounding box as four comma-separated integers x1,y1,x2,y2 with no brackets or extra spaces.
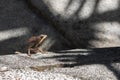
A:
0,27,29,41
89,22,120,47
64,0,81,18
43,0,119,19
44,0,81,18
44,0,69,15
93,22,120,35
78,0,96,20
97,0,119,13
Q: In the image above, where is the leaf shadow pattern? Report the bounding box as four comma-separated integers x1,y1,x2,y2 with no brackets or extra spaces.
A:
26,0,120,48
25,0,120,79
42,47,120,79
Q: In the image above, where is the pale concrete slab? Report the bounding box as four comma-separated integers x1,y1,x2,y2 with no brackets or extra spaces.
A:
0,48,120,80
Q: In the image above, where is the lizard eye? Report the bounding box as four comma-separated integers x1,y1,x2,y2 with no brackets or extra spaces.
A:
40,36,44,38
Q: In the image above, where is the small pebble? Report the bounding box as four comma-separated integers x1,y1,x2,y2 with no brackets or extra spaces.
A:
0,66,8,72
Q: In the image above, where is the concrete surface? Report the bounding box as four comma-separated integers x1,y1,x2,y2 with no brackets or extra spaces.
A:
29,0,120,48
0,48,120,80
0,0,120,79
0,69,80,80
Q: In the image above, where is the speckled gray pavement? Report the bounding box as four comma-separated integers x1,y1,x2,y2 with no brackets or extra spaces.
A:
0,48,120,80
0,69,80,80
0,0,120,80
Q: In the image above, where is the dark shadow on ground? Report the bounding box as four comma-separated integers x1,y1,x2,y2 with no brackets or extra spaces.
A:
26,0,120,49
0,0,120,54
42,47,120,79
0,36,28,55
20,0,120,79
0,0,33,55
0,0,70,55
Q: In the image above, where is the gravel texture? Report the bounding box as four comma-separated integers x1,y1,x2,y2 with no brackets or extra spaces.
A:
0,52,64,69
0,69,80,80
0,49,120,80
49,64,117,80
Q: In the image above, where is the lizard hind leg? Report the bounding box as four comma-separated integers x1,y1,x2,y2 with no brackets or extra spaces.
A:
27,48,33,56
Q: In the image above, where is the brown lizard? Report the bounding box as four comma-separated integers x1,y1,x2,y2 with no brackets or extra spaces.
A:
15,34,47,56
